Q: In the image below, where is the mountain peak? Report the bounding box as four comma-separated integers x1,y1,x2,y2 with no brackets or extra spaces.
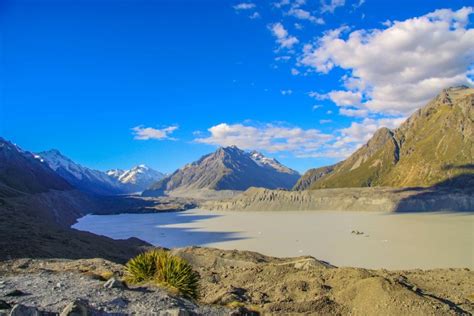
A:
143,146,300,196
299,87,474,190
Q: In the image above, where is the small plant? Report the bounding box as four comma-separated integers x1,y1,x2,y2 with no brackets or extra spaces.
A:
124,249,200,299
124,249,162,284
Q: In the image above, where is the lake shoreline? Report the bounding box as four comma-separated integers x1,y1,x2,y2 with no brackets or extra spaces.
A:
73,209,474,270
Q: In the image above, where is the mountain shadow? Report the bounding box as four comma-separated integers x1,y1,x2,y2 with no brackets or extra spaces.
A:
394,165,474,213
74,211,247,249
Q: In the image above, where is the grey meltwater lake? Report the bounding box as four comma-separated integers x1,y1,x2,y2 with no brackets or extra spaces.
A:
73,209,474,270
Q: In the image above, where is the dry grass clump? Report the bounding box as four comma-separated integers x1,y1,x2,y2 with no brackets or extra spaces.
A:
125,249,200,299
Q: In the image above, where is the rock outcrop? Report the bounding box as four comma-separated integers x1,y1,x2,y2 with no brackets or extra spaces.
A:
204,187,474,212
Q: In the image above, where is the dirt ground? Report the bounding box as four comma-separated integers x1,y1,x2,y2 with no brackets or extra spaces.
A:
1,247,472,315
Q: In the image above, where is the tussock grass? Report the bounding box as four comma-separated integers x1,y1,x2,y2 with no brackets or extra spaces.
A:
125,249,200,299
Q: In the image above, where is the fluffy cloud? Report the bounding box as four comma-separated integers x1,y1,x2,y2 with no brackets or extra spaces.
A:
338,108,369,117
249,12,261,19
281,89,293,95
299,117,405,158
288,8,325,24
132,125,178,140
269,22,299,49
194,117,408,159
300,7,474,114
195,123,333,155
233,3,256,10
320,0,345,13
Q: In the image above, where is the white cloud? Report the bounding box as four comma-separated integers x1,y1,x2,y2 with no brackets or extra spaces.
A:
288,8,325,24
337,117,405,146
274,0,291,8
353,0,365,9
281,89,293,95
312,104,323,110
291,68,300,75
195,122,333,155
233,2,256,10
300,116,406,158
339,108,369,117
321,0,345,13
275,55,292,61
309,89,363,107
294,23,304,30
300,7,474,114
132,125,178,140
195,116,408,159
269,22,299,49
249,11,261,19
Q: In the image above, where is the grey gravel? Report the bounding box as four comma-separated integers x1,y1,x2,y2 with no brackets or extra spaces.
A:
0,272,230,315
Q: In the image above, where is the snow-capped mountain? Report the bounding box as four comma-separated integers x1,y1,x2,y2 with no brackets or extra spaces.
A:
250,151,299,175
142,146,300,197
106,169,125,179
107,164,165,192
0,139,73,196
37,149,125,195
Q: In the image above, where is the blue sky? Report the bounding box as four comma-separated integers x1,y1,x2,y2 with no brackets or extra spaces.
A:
1,0,473,174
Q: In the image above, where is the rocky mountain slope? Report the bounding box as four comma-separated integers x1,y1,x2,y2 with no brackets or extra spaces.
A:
0,139,73,197
107,164,165,192
0,139,150,262
37,149,126,195
142,146,300,197
296,86,474,190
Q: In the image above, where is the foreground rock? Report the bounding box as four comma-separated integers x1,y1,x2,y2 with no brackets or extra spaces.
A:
174,247,474,315
0,258,229,315
203,187,474,212
1,249,472,315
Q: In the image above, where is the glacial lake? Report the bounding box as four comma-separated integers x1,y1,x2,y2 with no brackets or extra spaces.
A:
73,209,474,270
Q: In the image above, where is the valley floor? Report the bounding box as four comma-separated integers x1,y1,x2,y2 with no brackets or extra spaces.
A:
73,209,474,270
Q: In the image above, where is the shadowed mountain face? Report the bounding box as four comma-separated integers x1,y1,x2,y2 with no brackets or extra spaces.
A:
296,86,474,190
142,146,300,197
0,139,149,262
37,149,126,196
0,138,73,197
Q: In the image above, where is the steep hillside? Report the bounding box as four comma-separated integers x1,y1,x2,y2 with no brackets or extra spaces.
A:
0,138,73,197
300,86,474,190
0,139,149,261
142,146,300,197
37,150,125,195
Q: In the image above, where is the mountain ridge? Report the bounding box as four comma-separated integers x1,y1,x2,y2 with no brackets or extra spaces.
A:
142,146,300,197
107,164,165,192
37,149,126,195
295,86,474,190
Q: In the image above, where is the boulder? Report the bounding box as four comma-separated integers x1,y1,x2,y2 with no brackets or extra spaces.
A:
103,278,126,289
9,304,40,316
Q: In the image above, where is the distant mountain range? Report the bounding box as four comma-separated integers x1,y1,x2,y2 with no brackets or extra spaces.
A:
142,146,300,197
0,139,73,197
36,150,164,195
107,165,165,192
295,86,474,190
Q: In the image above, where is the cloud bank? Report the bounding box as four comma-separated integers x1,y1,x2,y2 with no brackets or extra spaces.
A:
300,7,474,115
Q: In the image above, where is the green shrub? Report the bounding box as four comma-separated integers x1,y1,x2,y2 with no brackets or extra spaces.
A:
124,249,200,299
124,249,162,284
